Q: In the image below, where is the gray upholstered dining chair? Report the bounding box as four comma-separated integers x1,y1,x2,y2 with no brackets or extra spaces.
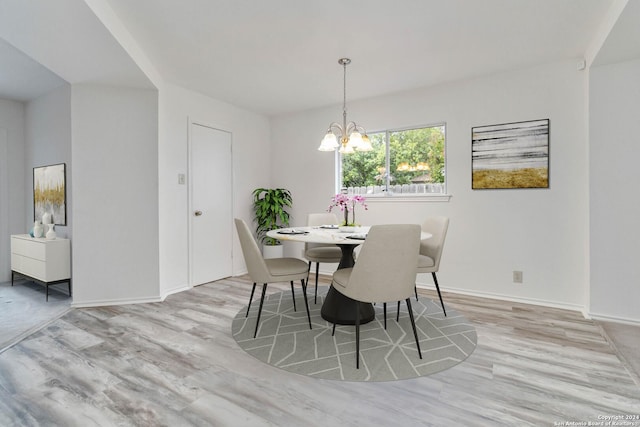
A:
415,216,450,316
234,218,312,338
331,224,422,369
304,213,342,304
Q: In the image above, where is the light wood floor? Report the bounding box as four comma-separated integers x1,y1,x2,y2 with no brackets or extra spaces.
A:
0,275,638,426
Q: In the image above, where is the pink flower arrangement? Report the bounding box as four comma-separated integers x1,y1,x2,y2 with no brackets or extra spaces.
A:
328,194,368,226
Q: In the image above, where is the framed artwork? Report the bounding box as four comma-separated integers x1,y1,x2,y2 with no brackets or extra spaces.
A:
472,119,549,189
33,163,66,225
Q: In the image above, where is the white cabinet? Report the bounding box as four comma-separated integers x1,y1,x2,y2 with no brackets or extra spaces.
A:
10,234,71,301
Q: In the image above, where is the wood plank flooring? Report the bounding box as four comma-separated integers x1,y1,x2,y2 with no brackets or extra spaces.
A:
0,275,638,426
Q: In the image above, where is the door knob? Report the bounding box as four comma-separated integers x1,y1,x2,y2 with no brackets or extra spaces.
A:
194,210,203,216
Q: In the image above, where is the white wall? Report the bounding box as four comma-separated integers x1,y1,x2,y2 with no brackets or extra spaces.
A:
158,83,272,296
0,99,25,282
272,60,589,311
589,58,640,323
24,84,72,239
71,84,160,306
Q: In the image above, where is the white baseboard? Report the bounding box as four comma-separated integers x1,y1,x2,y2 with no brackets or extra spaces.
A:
415,282,588,317
588,312,640,326
234,268,249,277
71,295,163,308
160,285,191,301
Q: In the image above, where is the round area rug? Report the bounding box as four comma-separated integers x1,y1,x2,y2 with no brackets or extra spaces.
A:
232,286,477,382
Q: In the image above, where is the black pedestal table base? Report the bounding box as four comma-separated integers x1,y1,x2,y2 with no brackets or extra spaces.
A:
320,243,375,325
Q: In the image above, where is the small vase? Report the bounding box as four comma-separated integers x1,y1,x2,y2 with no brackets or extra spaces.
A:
33,221,44,238
42,212,52,225
45,224,56,240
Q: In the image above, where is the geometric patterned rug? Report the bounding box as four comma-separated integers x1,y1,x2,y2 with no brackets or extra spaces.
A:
0,280,71,353
232,286,477,382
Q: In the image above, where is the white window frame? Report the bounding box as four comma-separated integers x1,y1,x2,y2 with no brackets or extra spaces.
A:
336,122,451,202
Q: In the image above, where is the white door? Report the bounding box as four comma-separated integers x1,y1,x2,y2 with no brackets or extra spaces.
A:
190,123,233,286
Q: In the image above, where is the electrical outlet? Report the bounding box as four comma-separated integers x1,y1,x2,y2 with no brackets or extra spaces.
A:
513,270,523,283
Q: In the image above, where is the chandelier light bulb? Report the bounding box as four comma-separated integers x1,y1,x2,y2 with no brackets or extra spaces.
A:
339,143,355,154
357,134,373,151
318,132,339,151
349,132,363,149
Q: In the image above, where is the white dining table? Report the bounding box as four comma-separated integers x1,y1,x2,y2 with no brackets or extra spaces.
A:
266,225,431,325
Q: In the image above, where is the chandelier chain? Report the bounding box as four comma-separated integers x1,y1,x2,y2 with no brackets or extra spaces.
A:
343,59,347,117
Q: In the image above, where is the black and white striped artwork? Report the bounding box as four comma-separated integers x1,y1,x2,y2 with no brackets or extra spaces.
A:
472,119,549,189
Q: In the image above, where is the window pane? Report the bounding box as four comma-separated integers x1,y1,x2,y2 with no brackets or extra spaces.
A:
341,132,385,194
391,126,445,194
340,124,446,196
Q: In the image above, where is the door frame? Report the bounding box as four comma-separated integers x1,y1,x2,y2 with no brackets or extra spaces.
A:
187,117,234,287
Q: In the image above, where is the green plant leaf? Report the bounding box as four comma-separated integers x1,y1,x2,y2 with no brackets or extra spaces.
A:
252,187,293,245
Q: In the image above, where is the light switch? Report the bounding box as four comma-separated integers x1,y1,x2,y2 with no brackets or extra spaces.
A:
178,173,186,185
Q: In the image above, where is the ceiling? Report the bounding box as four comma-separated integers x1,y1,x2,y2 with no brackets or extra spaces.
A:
0,39,66,102
0,0,628,116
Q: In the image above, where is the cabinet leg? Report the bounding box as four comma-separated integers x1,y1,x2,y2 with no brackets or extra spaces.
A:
11,271,14,286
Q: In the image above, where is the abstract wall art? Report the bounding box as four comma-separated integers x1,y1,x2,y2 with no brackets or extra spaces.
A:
472,119,549,189
33,163,66,225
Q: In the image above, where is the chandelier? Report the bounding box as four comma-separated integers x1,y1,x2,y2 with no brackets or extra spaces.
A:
318,58,372,154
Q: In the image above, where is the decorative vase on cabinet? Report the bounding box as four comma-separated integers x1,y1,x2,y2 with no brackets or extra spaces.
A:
42,212,52,225
33,221,44,238
45,224,56,240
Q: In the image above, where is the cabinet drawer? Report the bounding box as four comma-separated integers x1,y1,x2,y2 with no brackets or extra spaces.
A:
11,237,46,260
11,254,46,281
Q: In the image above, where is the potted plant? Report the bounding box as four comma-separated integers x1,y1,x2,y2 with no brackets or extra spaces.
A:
328,193,367,230
252,188,293,258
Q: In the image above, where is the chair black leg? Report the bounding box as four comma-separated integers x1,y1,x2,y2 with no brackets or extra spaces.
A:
301,279,312,330
355,301,361,369
432,272,446,316
397,301,401,322
414,285,419,301
315,262,320,304
253,284,268,338
383,302,387,329
246,282,257,317
332,322,336,336
290,281,297,312
406,298,422,359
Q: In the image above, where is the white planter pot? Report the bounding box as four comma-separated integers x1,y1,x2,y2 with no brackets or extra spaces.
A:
262,244,283,259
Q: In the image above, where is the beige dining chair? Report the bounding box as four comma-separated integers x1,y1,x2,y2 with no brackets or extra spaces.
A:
331,224,422,369
415,216,449,316
234,218,312,338
304,213,342,304
390,216,450,324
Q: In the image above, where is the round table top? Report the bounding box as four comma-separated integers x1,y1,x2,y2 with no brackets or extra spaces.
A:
266,225,431,245
267,226,368,245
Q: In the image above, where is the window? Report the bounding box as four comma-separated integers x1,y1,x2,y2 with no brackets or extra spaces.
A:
339,124,446,196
